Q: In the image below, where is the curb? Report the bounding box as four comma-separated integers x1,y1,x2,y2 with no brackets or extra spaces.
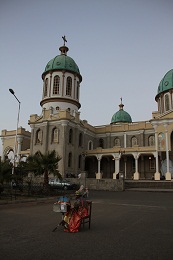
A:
125,188,173,192
0,196,57,206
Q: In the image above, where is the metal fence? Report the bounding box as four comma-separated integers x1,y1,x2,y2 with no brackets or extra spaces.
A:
0,183,74,202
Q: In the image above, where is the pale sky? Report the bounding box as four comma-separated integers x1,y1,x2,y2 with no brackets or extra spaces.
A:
1,0,173,156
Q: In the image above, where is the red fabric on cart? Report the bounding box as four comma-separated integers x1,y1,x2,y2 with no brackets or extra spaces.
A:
78,206,88,218
67,210,81,233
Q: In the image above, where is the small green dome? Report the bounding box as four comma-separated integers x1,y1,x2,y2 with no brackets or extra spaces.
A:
42,45,82,81
157,69,173,96
111,102,132,124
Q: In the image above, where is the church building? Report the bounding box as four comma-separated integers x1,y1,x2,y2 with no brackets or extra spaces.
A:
1,38,173,181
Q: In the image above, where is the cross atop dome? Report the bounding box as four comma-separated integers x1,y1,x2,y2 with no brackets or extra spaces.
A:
119,97,124,110
59,35,69,55
62,35,67,46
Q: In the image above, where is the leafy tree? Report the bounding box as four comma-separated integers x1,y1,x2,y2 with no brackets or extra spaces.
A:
13,161,29,182
0,157,12,184
26,150,61,187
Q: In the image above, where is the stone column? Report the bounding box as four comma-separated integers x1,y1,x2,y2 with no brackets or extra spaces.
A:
1,137,5,161
164,124,171,180
113,153,120,179
124,157,127,179
74,76,76,99
96,155,102,179
62,72,65,96
43,121,49,154
153,125,160,180
133,153,139,180
61,121,68,177
124,132,127,148
49,73,52,96
141,155,145,179
29,125,34,155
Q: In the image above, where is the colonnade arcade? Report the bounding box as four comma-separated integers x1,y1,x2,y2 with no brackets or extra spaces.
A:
84,152,158,180
84,122,173,181
1,122,173,181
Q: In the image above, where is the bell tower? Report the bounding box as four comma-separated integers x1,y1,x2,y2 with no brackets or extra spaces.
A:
40,36,82,116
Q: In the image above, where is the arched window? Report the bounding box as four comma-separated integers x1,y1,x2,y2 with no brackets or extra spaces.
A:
148,135,155,146
36,129,42,144
52,128,59,143
79,133,83,147
88,140,93,150
131,136,137,147
69,129,73,144
66,77,72,96
76,81,79,99
53,76,60,95
114,138,120,147
68,152,72,167
165,94,170,111
78,155,82,169
158,98,161,113
44,78,48,97
99,138,104,148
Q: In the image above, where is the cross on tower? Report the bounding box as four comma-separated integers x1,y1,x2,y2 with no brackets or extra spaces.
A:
62,35,67,46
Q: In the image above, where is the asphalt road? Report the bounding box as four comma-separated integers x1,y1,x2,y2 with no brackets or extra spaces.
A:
1,190,173,260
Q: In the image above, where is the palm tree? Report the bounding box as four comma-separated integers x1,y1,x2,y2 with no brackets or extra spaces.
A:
26,150,61,187
14,161,29,181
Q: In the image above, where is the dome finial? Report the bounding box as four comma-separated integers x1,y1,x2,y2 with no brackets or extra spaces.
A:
119,97,124,110
62,35,67,46
59,35,69,55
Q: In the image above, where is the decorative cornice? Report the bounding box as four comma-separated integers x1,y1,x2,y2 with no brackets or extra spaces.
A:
40,97,81,109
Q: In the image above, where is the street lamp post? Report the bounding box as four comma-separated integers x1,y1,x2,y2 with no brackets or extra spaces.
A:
9,89,21,175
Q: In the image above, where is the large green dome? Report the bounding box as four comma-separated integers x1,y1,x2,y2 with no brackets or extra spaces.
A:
44,55,80,74
42,45,82,81
111,102,132,124
156,69,173,96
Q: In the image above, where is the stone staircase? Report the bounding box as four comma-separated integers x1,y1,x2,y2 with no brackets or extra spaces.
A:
125,180,173,190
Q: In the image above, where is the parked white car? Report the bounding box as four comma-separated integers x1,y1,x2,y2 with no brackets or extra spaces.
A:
49,178,79,190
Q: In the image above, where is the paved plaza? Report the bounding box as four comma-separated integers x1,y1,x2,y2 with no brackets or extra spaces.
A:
1,190,173,260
